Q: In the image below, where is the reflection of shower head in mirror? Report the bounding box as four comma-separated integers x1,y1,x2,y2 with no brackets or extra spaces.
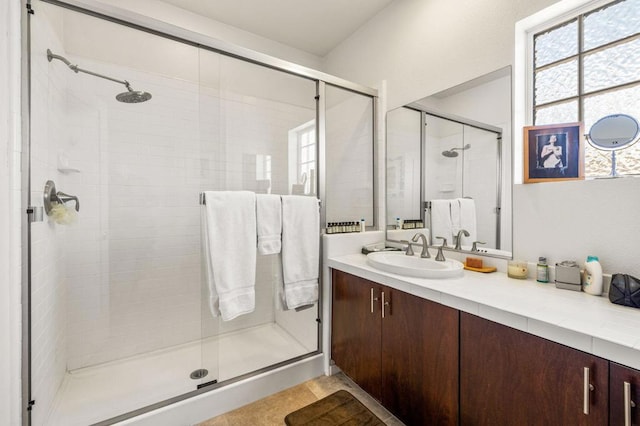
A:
442,143,471,157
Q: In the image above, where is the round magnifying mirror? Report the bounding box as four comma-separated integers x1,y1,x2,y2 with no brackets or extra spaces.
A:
588,114,640,151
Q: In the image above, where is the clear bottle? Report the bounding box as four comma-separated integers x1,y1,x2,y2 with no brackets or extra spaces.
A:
536,257,549,283
396,217,402,230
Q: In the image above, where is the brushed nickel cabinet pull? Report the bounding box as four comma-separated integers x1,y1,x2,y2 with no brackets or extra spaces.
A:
624,381,636,426
381,291,390,318
370,288,379,314
583,367,594,415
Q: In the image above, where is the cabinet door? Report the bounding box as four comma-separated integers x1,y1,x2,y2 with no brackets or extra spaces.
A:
381,287,459,425
460,313,608,426
610,362,640,426
331,270,382,400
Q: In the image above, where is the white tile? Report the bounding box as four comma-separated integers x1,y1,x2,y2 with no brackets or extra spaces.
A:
439,293,479,314
593,338,640,370
527,318,592,353
478,305,528,332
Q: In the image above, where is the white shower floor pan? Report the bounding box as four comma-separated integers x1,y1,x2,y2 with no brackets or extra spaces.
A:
46,323,311,426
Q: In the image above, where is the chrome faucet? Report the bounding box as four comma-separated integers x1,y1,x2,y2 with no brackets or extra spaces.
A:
400,240,415,256
434,236,447,261
411,232,430,258
454,229,470,250
472,240,486,252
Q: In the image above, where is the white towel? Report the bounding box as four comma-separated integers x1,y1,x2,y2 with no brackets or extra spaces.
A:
256,194,282,255
281,195,319,310
430,199,453,245
450,200,461,235
203,191,256,321
457,198,477,245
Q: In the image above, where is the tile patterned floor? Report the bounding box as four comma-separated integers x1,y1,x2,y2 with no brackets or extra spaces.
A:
197,373,404,425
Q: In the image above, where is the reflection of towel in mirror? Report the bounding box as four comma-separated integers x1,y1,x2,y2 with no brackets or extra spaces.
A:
203,191,256,321
430,200,453,245
454,198,477,245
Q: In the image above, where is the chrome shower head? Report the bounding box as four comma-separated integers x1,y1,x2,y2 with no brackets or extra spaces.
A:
442,143,471,157
116,88,152,103
47,49,152,104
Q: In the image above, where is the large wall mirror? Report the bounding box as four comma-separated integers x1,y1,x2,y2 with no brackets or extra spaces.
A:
386,67,513,259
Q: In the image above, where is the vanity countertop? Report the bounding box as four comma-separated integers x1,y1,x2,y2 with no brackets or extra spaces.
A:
327,253,640,370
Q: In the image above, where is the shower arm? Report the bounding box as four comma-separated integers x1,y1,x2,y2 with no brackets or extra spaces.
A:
47,49,133,92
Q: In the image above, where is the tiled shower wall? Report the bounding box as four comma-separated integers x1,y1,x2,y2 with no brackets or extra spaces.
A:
30,7,69,425
59,57,315,369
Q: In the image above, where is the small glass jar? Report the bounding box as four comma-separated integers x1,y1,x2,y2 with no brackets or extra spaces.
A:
536,256,549,283
508,260,528,279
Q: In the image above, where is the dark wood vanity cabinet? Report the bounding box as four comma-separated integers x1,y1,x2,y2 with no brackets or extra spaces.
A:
610,362,640,425
331,270,383,400
460,312,609,426
331,269,458,425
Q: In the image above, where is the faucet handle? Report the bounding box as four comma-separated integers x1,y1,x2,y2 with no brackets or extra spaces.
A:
471,241,486,252
435,236,448,247
400,240,415,256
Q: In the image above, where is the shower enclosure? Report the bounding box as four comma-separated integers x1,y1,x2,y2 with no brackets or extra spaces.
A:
23,2,377,425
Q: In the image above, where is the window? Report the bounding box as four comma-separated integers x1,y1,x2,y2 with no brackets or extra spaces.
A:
296,124,316,194
287,121,316,195
533,0,640,177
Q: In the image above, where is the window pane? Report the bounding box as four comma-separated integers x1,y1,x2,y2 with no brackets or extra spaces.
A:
535,100,579,125
535,59,578,104
584,84,640,176
583,38,640,93
583,84,640,130
535,20,578,67
584,0,640,51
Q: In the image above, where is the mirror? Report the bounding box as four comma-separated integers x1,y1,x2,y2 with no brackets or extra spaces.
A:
386,67,513,259
588,114,640,177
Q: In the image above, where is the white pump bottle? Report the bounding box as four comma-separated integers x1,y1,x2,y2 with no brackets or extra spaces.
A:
583,255,603,296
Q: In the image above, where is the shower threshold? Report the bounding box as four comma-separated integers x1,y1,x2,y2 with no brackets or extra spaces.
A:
46,323,310,426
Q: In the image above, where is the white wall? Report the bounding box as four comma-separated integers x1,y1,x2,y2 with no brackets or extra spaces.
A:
0,0,23,424
323,0,559,110
72,0,322,70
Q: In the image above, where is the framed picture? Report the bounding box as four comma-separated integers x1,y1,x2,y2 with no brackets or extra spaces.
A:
523,122,584,183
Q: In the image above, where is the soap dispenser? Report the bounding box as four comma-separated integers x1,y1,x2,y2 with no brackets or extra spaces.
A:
583,255,603,296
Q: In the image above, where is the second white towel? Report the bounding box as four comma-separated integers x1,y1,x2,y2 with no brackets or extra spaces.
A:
256,194,282,255
281,195,319,310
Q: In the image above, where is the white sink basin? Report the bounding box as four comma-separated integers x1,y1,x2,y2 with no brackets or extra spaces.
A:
366,251,464,279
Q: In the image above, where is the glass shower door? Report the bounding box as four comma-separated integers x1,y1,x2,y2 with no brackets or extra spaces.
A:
197,48,319,386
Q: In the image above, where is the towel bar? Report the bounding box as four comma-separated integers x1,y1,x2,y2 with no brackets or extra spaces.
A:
199,192,321,206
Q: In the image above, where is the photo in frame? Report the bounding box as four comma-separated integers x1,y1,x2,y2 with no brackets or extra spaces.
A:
523,122,584,183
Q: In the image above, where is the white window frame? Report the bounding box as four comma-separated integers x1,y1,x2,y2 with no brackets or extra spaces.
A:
514,0,615,184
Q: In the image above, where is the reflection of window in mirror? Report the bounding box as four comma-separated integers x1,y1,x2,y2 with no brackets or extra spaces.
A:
532,0,640,178
288,121,316,195
255,154,271,193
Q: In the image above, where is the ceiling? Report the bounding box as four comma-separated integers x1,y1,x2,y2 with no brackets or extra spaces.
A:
160,0,395,57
